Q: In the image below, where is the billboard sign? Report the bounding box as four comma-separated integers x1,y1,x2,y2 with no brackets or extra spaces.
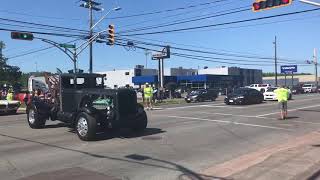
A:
281,65,297,74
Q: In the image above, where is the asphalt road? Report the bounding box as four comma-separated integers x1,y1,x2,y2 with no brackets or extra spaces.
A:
1,94,320,180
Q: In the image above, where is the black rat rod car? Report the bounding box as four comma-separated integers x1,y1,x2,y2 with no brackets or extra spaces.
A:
26,73,147,141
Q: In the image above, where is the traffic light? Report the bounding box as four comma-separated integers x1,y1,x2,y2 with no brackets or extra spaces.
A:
252,0,292,12
107,24,115,45
11,32,34,41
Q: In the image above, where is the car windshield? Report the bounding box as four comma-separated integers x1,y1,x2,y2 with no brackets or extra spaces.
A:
303,84,312,87
267,88,278,92
189,90,200,95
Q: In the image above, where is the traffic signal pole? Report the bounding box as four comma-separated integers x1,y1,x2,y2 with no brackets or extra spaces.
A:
37,38,77,73
274,36,278,87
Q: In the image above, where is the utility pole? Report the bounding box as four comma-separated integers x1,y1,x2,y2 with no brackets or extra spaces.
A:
89,0,93,73
314,48,318,91
0,41,5,63
274,36,278,87
144,50,150,68
35,62,38,72
80,0,103,73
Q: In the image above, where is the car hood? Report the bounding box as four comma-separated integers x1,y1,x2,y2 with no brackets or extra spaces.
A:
0,100,20,105
264,92,275,96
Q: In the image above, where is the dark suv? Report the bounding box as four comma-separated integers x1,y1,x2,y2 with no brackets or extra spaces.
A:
26,73,147,141
185,89,218,103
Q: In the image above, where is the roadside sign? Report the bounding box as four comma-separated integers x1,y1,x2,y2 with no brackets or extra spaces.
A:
59,44,75,49
281,65,297,74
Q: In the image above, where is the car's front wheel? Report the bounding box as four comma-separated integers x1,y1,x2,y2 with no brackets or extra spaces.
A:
27,105,46,129
76,112,97,141
132,109,148,132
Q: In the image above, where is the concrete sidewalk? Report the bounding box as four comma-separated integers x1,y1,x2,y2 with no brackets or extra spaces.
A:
201,131,320,180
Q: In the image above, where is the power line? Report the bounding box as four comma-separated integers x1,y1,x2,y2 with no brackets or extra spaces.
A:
0,22,87,35
171,52,296,64
107,0,230,19
115,39,304,66
0,9,82,21
0,17,88,33
0,27,86,38
7,39,80,60
117,0,238,29
116,37,304,63
118,7,249,34
120,8,320,36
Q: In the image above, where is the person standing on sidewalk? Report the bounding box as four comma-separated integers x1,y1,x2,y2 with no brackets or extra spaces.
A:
275,85,289,120
144,83,153,110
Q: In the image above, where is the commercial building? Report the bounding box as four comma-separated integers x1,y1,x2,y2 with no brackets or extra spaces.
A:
132,66,262,89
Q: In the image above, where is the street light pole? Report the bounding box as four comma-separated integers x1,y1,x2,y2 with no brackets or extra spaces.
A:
314,48,318,91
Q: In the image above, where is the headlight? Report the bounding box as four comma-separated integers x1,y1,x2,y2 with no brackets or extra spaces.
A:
237,96,244,99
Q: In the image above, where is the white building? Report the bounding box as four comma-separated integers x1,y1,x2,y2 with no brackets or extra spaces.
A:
97,65,157,89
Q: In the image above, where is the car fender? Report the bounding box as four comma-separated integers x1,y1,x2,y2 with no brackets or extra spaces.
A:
78,106,98,115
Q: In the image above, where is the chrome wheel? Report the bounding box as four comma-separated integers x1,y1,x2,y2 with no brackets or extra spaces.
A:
28,110,35,124
77,117,88,137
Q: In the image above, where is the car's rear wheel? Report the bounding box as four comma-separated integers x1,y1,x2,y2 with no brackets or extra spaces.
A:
76,112,97,141
27,105,46,129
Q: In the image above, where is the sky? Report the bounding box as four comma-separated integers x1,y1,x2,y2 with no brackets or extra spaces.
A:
1,0,320,75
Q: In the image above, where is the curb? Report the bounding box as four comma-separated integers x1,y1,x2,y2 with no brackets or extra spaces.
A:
202,131,320,178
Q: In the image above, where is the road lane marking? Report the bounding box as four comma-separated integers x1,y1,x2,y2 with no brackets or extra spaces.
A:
203,105,245,109
166,115,291,131
257,104,320,117
163,103,225,110
290,120,320,125
197,112,320,126
239,97,320,108
198,112,271,119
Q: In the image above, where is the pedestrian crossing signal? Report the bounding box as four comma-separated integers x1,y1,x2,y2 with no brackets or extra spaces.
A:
252,0,292,12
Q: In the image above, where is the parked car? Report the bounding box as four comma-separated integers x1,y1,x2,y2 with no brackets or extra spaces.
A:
247,84,271,93
185,89,218,103
225,88,264,105
263,87,292,101
291,86,304,94
302,84,317,93
0,100,21,114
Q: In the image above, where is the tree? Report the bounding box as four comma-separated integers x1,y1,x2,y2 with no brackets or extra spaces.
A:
0,41,22,88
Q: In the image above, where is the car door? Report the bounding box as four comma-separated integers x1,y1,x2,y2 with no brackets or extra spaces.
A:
250,90,260,103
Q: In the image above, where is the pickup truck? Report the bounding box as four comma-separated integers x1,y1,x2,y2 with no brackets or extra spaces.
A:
247,84,271,93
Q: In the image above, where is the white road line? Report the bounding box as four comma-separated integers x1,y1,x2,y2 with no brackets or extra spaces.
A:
204,105,245,109
164,103,225,110
166,115,291,131
257,104,320,117
198,112,320,125
199,112,270,119
240,97,320,108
